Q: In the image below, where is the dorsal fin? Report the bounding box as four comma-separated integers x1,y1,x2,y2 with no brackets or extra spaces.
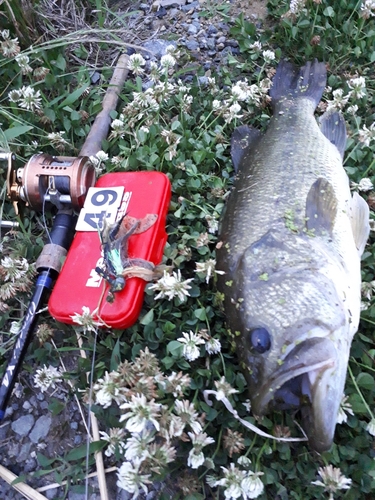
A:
320,111,347,159
231,125,262,173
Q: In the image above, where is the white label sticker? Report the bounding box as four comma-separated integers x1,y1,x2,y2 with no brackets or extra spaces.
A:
76,186,125,231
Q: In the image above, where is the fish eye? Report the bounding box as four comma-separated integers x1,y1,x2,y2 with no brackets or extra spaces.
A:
248,327,271,354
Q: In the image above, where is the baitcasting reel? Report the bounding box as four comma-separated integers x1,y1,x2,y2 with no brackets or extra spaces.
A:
5,152,96,215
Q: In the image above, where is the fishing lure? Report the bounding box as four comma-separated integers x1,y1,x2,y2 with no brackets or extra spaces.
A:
95,213,158,302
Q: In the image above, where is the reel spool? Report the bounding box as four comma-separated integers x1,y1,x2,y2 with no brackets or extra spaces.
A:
6,153,96,214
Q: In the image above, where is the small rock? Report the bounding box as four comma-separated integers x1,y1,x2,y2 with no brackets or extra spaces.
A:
24,458,37,473
185,39,199,51
143,39,175,58
181,1,199,11
22,401,31,410
0,421,9,439
139,3,149,10
11,414,35,436
152,0,186,9
217,36,226,44
29,414,51,443
18,442,32,462
207,38,216,50
46,488,59,500
74,434,82,445
216,43,225,50
187,24,198,35
207,24,218,35
37,392,45,401
70,421,78,430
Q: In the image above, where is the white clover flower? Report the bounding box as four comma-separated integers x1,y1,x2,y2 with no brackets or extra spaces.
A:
289,0,306,14
160,54,176,69
99,428,127,457
117,458,151,496
195,259,225,284
174,399,202,434
124,429,155,461
15,54,32,74
241,471,264,499
95,150,109,162
149,269,193,302
0,30,9,39
139,125,149,134
358,122,375,147
205,214,219,234
47,131,70,148
214,376,239,401
177,330,205,362
366,417,375,436
34,365,62,393
17,85,42,111
358,177,373,191
212,99,222,111
223,102,243,124
249,41,262,51
8,89,21,103
0,36,20,57
149,61,161,83
337,394,354,424
168,415,186,438
205,337,222,355
361,0,375,18
89,151,108,174
326,88,350,111
262,50,275,64
231,81,252,102
237,456,252,467
1,256,29,282
165,44,180,57
93,371,123,408
311,465,352,498
187,432,215,469
127,53,146,75
120,394,161,433
70,306,104,331
347,104,358,115
348,76,366,99
214,463,246,499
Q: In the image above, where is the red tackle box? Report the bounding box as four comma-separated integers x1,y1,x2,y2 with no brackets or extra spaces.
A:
48,171,171,328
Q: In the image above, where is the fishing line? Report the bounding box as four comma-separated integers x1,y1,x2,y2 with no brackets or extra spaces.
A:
84,325,99,500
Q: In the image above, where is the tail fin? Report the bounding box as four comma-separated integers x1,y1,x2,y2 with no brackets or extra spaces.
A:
270,59,327,108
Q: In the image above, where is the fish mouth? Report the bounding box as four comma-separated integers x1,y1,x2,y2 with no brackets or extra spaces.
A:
252,337,341,452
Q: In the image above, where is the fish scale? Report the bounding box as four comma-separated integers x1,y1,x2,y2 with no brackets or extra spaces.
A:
217,59,369,452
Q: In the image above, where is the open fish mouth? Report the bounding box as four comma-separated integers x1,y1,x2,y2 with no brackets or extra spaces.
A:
252,337,340,451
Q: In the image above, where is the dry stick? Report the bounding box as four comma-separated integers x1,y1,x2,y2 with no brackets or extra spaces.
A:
76,52,130,500
36,466,117,493
0,464,49,500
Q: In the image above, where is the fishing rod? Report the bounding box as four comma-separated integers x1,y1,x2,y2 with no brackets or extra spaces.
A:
0,53,130,420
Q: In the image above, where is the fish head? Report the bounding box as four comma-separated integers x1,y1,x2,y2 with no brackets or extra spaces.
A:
226,229,354,452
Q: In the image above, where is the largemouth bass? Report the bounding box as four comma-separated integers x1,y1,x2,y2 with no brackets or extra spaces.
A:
217,60,370,452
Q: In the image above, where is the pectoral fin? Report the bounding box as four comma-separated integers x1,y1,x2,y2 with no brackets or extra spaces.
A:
305,178,338,236
349,192,370,255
